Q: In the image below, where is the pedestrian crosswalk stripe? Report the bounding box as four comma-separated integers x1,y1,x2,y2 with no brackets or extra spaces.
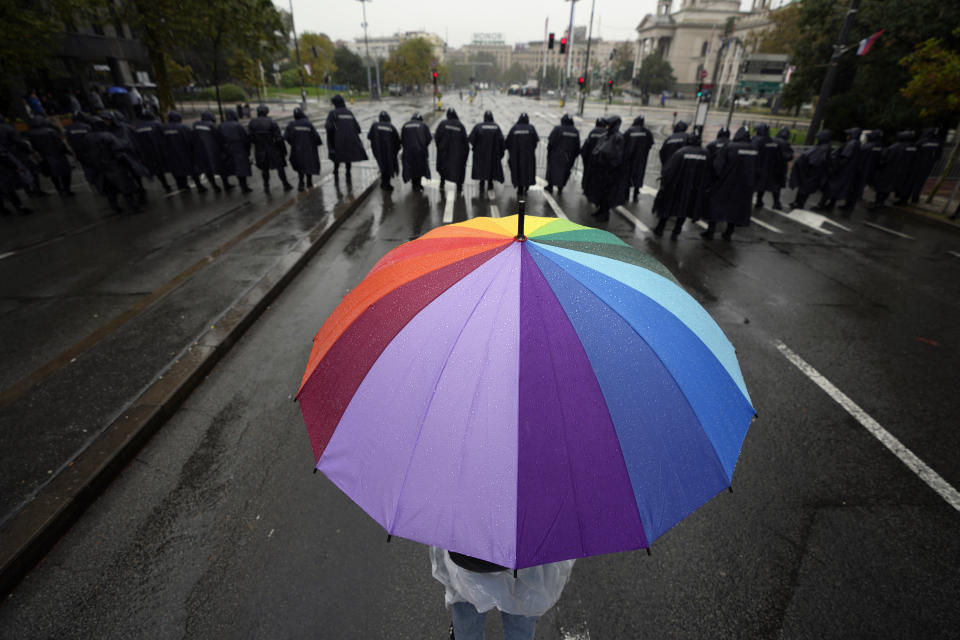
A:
751,218,783,233
949,251,960,259
543,191,568,219
861,221,914,239
615,206,649,234
489,204,500,218
443,191,455,223
695,220,709,229
770,209,834,235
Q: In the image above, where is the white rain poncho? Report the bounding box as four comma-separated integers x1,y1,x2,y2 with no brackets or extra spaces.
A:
429,547,575,617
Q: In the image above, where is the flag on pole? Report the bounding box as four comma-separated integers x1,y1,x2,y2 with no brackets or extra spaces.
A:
857,29,885,56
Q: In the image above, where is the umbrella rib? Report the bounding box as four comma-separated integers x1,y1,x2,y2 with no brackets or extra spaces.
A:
386,251,514,538
528,243,732,485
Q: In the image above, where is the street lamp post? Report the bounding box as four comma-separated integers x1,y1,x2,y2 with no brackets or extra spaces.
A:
288,0,307,109
356,0,380,100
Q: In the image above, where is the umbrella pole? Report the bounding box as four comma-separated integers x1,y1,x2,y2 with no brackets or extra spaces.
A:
517,199,526,240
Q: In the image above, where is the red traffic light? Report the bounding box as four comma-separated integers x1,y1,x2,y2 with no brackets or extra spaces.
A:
432,71,438,79
578,76,585,86
560,37,567,54
607,79,613,86
548,33,555,49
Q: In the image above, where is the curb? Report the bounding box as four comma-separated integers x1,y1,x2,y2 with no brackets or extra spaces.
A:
0,179,378,599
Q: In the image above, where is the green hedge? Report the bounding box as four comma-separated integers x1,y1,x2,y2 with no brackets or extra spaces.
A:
190,84,248,102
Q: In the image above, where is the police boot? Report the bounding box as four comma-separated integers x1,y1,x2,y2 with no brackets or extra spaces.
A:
772,198,783,211
722,223,735,241
700,221,716,240
456,183,463,195
298,175,305,192
754,195,764,209
439,178,445,190
263,180,270,194
671,218,685,239
545,184,553,194
633,187,639,202
307,176,313,189
653,218,667,237
239,178,252,194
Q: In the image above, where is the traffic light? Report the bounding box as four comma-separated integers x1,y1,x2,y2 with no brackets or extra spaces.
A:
578,76,585,89
696,82,703,99
607,79,613,88
559,37,567,54
432,70,438,93
548,33,555,49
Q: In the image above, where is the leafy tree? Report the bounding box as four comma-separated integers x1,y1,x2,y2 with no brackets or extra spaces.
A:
759,0,960,132
296,32,337,86
611,43,635,84
165,57,195,92
332,46,366,90
384,38,436,90
500,63,527,85
899,28,960,121
634,53,676,94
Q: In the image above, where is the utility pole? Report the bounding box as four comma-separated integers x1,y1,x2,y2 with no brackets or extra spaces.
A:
357,0,380,100
542,18,549,84
805,0,860,144
289,0,306,108
583,0,595,93
563,0,578,102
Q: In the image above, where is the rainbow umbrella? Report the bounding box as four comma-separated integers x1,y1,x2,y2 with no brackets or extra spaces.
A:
297,213,755,569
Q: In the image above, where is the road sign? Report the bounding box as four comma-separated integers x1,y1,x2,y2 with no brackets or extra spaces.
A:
700,69,708,80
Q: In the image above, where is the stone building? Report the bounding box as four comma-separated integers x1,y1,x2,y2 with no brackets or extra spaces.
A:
348,31,445,63
634,0,777,94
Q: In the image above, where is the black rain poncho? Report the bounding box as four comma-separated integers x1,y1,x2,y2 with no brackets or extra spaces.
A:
659,121,688,174
401,114,432,183
623,115,653,189
434,108,468,185
908,127,943,200
505,113,538,189
284,107,323,175
160,110,196,177
705,128,730,164
468,111,505,183
248,105,287,170
771,128,794,189
583,115,628,209
789,129,832,195
368,111,400,178
859,130,884,197
193,111,224,175
133,111,165,177
826,127,862,201
219,109,252,177
653,136,709,221
707,127,758,225
876,131,916,197
579,119,607,193
752,123,780,193
544,114,580,189
325,95,368,163
26,117,72,179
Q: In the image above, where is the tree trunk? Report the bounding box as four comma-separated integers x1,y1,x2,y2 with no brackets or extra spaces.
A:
150,49,174,121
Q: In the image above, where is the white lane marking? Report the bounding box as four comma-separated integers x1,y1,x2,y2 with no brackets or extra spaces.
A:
164,189,185,198
489,203,500,218
0,251,15,261
861,221,915,239
640,186,658,197
751,217,783,233
949,251,960,259
774,340,960,513
615,206,649,234
771,209,834,235
442,190,455,223
696,220,709,229
535,112,549,119
540,182,569,220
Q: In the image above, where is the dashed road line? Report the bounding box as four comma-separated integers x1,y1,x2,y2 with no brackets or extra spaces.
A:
861,221,914,239
614,206,649,234
489,203,500,218
770,209,834,235
695,220,709,230
774,340,960,513
949,250,960,259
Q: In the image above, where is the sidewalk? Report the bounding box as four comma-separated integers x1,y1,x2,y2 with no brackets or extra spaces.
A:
0,163,379,597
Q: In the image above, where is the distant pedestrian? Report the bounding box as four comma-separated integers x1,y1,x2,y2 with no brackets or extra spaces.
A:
579,118,607,195
89,88,105,112
788,129,831,210
431,547,573,640
219,108,253,193
25,91,45,116
704,127,758,240
908,128,943,204
434,108,468,194
368,111,400,191
653,131,709,238
248,104,292,194
584,115,628,222
0,112,34,215
1,112,43,196
400,113,432,192
504,112,538,196
26,116,74,197
134,109,172,192
161,110,206,192
325,94,367,184
193,111,225,192
623,114,653,201
658,121,688,175
284,107,323,192
544,113,580,195
468,110,505,193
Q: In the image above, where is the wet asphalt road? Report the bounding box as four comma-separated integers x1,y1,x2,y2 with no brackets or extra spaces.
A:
1,94,960,639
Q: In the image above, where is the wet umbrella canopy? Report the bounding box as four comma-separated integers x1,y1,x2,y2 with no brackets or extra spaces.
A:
297,215,755,569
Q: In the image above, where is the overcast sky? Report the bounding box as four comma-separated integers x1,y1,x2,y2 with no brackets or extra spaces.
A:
279,0,757,49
